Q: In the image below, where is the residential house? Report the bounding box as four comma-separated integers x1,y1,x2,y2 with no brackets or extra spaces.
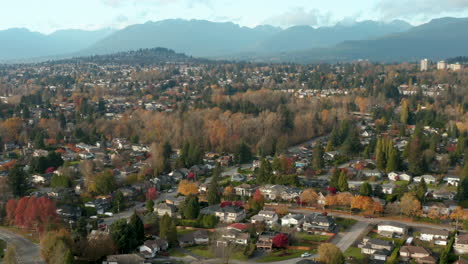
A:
432,190,456,200
251,210,279,227
361,169,383,178
358,238,393,261
388,171,412,182
324,151,339,161
302,213,336,233
231,174,246,182
217,229,249,246
454,234,468,254
201,205,246,223
419,229,450,246
281,187,302,201
139,237,168,258
256,231,277,251
423,202,450,217
103,254,147,264
193,230,210,245
444,176,460,187
155,203,178,217
377,222,408,238
281,213,305,228
259,185,286,200
414,175,436,184
234,184,256,197
382,183,396,194
400,246,437,264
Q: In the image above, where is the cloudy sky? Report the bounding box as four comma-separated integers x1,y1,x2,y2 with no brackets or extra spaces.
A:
2,0,468,33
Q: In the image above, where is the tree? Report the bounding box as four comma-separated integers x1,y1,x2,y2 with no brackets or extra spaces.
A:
256,158,273,184
183,195,200,219
400,193,422,217
386,146,400,173
145,187,158,200
400,100,409,125
415,178,427,201
8,166,29,197
235,141,253,164
408,138,425,175
375,137,386,170
178,180,198,196
311,143,325,173
146,199,154,212
223,186,235,200
159,214,177,246
40,229,74,264
129,213,145,245
338,170,349,192
110,219,137,253
50,174,72,188
207,163,221,205
272,233,289,248
300,189,318,206
359,182,372,196
317,243,345,264
82,229,116,262
330,168,340,188
4,245,18,264
94,170,116,195
458,178,468,204
450,206,466,228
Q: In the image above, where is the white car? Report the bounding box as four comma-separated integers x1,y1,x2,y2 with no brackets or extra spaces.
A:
301,252,312,258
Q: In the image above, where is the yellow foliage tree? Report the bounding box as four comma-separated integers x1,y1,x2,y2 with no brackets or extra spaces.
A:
178,180,198,196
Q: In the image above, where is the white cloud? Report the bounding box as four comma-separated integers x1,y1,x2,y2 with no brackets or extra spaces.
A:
263,8,332,27
376,0,468,20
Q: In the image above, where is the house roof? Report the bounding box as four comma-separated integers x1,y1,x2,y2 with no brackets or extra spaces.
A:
420,228,449,237
400,245,430,256
228,223,248,231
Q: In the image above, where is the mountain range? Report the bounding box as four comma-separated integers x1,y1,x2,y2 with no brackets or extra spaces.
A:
1,17,468,63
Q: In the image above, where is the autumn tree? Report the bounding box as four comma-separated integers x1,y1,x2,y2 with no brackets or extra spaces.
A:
317,243,345,264
94,170,116,195
81,231,116,262
145,187,158,200
40,229,74,264
177,180,198,196
272,233,289,248
400,193,422,217
300,189,318,206
400,99,409,125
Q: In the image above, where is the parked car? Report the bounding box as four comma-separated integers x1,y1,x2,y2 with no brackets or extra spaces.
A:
301,252,312,258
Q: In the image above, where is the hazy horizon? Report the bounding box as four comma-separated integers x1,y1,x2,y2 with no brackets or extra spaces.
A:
2,0,468,34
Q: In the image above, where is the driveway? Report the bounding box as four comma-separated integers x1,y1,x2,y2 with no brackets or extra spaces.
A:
0,228,44,264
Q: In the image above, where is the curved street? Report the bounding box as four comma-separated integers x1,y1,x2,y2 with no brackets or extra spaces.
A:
0,228,44,264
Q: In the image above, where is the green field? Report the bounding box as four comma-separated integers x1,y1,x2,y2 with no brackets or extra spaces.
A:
168,248,188,257
296,233,330,242
186,245,214,258
0,239,5,258
344,247,366,260
335,217,358,231
257,249,311,263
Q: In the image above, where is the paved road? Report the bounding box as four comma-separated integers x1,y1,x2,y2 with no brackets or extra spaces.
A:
0,228,44,264
103,191,177,226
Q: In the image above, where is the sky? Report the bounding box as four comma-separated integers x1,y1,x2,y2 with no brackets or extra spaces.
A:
2,0,468,34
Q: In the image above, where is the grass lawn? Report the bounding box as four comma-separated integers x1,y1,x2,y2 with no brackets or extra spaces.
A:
186,245,214,258
335,217,358,231
257,249,310,263
168,248,188,257
368,233,405,245
344,247,365,260
177,229,196,235
0,239,5,258
296,233,330,242
231,251,249,261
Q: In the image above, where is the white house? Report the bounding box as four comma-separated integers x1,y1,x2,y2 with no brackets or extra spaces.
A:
281,213,304,228
388,172,412,182
377,222,408,237
31,174,46,184
413,175,436,184
139,238,168,258
443,176,460,186
419,229,449,246
382,184,396,194
251,210,279,227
